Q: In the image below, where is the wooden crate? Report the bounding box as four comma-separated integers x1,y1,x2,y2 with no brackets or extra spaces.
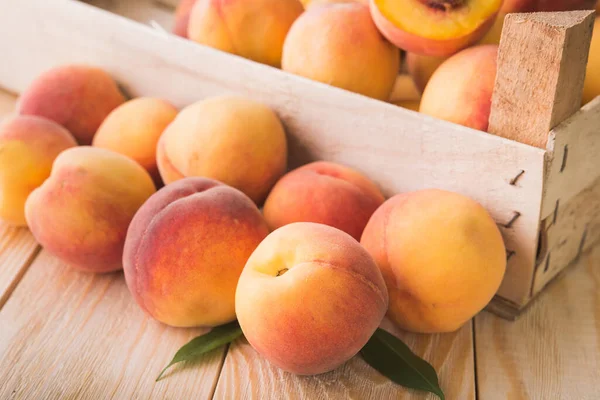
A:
0,0,598,319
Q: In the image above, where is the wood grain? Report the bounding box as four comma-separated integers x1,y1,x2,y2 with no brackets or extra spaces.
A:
215,319,474,400
475,246,600,400
0,251,226,399
488,11,595,149
0,0,548,308
0,90,41,309
533,97,600,294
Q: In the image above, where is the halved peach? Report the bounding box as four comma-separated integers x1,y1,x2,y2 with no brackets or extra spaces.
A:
370,0,502,57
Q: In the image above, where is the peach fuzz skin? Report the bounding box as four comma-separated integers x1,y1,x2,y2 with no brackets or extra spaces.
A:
263,161,385,241
360,189,506,333
300,0,368,8
369,0,500,57
187,0,304,67
25,147,156,273
235,222,388,375
419,44,498,132
282,3,400,101
17,65,126,145
156,95,287,205
92,97,178,186
123,178,269,328
173,0,197,37
0,116,77,226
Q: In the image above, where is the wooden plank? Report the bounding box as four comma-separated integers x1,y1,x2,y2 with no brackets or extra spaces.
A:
0,0,547,308
215,319,475,399
488,10,595,149
533,97,600,295
0,89,41,309
475,246,600,399
0,250,226,399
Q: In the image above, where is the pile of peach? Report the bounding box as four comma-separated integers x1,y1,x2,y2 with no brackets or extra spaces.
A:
173,0,600,132
1,62,508,376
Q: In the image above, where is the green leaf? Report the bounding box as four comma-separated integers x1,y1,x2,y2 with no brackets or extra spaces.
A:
360,328,445,400
156,320,243,382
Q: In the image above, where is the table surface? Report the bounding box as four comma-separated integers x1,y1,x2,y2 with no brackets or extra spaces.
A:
0,85,598,400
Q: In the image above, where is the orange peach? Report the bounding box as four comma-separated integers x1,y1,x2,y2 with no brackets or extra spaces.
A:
405,53,447,93
301,0,367,8
419,44,498,131
173,0,197,38
17,65,126,145
263,161,385,241
370,0,501,57
92,97,178,186
282,3,400,100
583,17,600,105
25,147,156,273
188,0,304,67
0,116,77,226
360,189,506,333
156,95,287,205
236,222,388,375
123,177,269,327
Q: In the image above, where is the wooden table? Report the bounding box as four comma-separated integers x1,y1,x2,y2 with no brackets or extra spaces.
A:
0,90,598,400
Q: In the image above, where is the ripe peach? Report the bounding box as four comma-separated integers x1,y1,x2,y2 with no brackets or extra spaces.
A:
360,189,506,333
173,0,197,38
0,116,76,226
92,97,178,186
25,147,156,273
236,222,388,375
301,0,367,8
123,177,269,327
187,0,304,67
282,3,400,100
405,53,447,93
17,65,126,145
156,95,287,205
583,17,600,105
263,161,385,241
419,44,498,131
370,0,502,57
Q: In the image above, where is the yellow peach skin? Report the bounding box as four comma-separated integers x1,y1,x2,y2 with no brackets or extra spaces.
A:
405,53,447,93
188,0,304,67
236,222,388,375
0,116,77,226
360,189,506,333
156,95,287,205
420,44,498,131
282,3,400,101
123,177,269,327
263,161,385,241
583,18,600,105
92,97,178,186
17,65,126,145
25,147,156,273
173,0,197,38
370,0,501,57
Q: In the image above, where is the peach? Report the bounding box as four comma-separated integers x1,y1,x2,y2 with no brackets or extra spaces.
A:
92,97,178,186
583,17,600,105
370,0,501,57
301,0,367,8
360,189,506,333
282,3,400,100
17,65,126,145
406,53,447,93
499,0,596,12
123,177,269,327
263,161,385,241
187,0,304,67
156,95,287,205
173,0,197,38
0,116,76,226
419,44,498,131
236,222,388,375
25,147,156,273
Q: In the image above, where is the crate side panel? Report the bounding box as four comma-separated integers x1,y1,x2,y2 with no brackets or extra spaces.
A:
0,0,547,305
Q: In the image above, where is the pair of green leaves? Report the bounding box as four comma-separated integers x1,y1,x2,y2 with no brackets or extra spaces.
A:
156,322,444,399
